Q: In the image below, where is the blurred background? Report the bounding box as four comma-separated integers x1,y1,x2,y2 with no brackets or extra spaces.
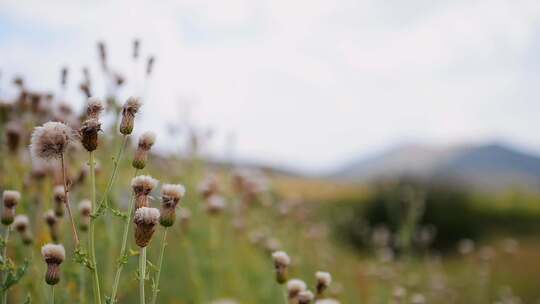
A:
2,0,540,303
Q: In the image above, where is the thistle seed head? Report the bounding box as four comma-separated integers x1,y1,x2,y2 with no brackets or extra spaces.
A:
298,290,314,304
119,97,142,135
13,215,29,232
41,243,65,285
159,184,186,227
315,271,332,295
132,132,155,169
79,118,101,151
86,97,104,119
287,279,307,299
30,121,73,160
272,250,290,284
133,207,160,247
78,199,92,231
205,194,226,215
3,190,20,208
138,131,156,151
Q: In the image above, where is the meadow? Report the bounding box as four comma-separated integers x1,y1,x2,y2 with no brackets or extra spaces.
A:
0,41,539,304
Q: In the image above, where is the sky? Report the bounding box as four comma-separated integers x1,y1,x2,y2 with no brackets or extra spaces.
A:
1,0,540,173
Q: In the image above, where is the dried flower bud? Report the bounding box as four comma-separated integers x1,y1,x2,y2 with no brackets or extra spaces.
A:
298,290,314,304
159,184,186,227
13,215,32,245
133,207,160,247
315,271,332,296
30,122,73,160
44,210,60,243
205,194,226,215
272,251,290,284
79,118,101,151
287,279,306,299
120,97,142,135
146,56,155,76
2,190,20,225
131,175,158,209
41,243,65,285
78,199,92,231
53,185,65,217
132,132,155,169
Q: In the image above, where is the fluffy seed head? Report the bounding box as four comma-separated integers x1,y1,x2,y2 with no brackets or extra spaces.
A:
205,194,226,215
272,251,290,267
298,290,314,304
30,121,73,160
3,190,20,208
316,271,332,295
161,184,186,202
287,279,307,298
13,215,29,231
131,175,158,196
86,97,104,119
44,210,58,226
79,199,92,215
41,244,65,263
134,207,160,225
138,132,156,150
159,184,185,227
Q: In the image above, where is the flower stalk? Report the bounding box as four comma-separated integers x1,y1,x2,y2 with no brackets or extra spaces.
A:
88,151,102,304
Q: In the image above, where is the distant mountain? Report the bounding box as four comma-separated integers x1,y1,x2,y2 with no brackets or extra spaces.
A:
332,142,540,191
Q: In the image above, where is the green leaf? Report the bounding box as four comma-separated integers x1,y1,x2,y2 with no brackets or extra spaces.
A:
2,260,29,291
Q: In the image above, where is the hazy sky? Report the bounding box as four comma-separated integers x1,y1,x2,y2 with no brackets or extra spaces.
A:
1,0,540,173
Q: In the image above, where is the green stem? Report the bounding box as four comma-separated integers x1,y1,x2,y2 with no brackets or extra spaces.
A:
150,229,167,304
50,285,55,304
96,135,128,212
1,227,10,304
80,263,86,304
282,286,289,304
110,169,139,303
139,247,146,304
89,151,102,304
61,153,80,247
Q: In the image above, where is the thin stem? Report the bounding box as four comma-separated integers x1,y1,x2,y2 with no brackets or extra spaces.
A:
150,229,167,304
80,262,86,304
60,153,80,247
282,286,289,304
88,151,102,304
96,135,128,211
139,247,147,304
1,227,10,304
50,285,55,304
110,169,139,303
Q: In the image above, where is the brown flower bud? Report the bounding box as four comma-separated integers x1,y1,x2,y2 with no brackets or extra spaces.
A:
14,215,32,245
79,118,101,151
159,184,185,227
272,251,290,284
41,244,65,285
2,191,20,226
119,97,141,135
132,132,155,169
133,207,160,247
131,175,158,209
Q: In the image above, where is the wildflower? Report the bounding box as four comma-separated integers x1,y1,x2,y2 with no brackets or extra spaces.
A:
44,210,60,243
133,207,160,247
205,194,226,215
132,132,155,169
315,271,332,296
41,243,65,285
78,199,92,231
119,97,142,135
1,190,20,225
287,279,306,299
272,251,290,284
53,185,65,217
30,121,73,160
298,290,314,304
13,215,32,245
159,184,185,227
131,175,158,209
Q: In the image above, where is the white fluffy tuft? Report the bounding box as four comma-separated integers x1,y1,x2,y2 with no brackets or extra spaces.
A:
272,251,290,266
161,184,186,199
315,271,332,286
287,279,307,293
131,175,158,190
134,207,160,224
41,243,66,261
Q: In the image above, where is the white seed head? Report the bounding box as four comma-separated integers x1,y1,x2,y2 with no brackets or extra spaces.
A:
41,243,65,262
161,184,186,200
205,194,226,213
272,251,290,267
131,175,158,193
124,96,142,114
3,190,20,207
138,132,156,150
13,215,29,230
287,279,307,294
30,121,73,160
53,185,65,197
134,207,160,225
78,199,92,214
316,271,332,287
298,290,314,303
86,97,104,118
